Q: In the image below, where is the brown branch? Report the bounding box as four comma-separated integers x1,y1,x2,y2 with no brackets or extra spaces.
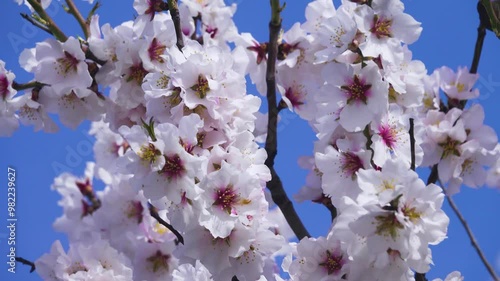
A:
26,0,68,42
15,257,36,273
148,203,184,244
438,180,500,281
264,0,310,241
425,8,496,280
65,0,90,39
12,81,45,91
167,0,184,51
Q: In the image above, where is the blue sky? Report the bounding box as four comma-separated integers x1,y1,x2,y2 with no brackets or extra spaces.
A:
1,0,500,280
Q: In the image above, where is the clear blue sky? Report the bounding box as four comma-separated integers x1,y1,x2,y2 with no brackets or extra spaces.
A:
1,1,500,280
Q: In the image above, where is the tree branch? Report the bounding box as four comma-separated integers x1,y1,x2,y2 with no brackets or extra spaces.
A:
438,180,500,281
15,257,36,273
167,0,184,51
20,13,52,35
148,203,184,245
26,0,68,42
425,8,497,279
12,81,45,91
65,0,90,39
409,118,416,171
264,0,310,241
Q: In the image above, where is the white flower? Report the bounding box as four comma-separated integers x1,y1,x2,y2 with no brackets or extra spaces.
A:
371,104,423,167
320,62,388,132
0,61,21,136
432,271,464,281
315,135,371,203
437,66,479,101
33,37,92,96
289,236,349,281
199,162,266,238
173,261,213,281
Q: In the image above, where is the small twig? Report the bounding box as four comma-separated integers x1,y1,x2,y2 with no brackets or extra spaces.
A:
26,0,68,42
264,0,310,241
15,257,36,273
167,0,184,51
65,0,90,39
20,13,52,35
148,203,184,244
12,81,45,91
277,99,287,113
438,180,500,281
409,118,416,171
470,24,486,75
86,1,101,23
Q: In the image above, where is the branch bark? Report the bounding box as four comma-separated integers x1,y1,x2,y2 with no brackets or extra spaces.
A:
15,257,36,273
65,0,90,39
20,13,52,35
168,0,184,51
148,203,184,245
438,180,500,281
264,0,310,241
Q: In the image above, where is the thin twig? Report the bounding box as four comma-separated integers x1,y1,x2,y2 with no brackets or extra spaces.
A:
167,0,184,51
20,13,52,35
409,118,416,171
65,0,90,39
148,203,184,244
15,257,36,273
438,180,500,281
26,0,68,42
425,10,497,280
410,117,426,281
264,0,310,241
12,81,45,91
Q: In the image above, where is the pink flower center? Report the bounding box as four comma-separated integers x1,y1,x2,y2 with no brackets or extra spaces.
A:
341,75,372,105
148,38,167,63
319,250,345,275
378,124,398,149
213,185,239,214
56,51,79,76
127,63,149,86
125,200,144,224
370,15,393,39
284,86,305,108
205,26,218,39
340,151,364,178
146,250,171,273
190,75,210,99
160,154,185,180
145,0,165,20
247,41,268,65
438,137,462,159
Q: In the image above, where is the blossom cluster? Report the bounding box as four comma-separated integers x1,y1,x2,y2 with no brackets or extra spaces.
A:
1,0,499,280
